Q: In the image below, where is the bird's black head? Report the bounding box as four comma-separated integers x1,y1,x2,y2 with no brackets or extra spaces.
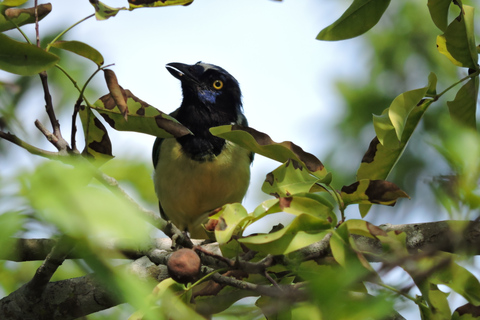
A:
166,61,243,126
166,61,246,160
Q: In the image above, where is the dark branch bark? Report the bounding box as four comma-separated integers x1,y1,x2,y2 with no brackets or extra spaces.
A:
24,236,74,301
0,258,167,320
4,220,480,263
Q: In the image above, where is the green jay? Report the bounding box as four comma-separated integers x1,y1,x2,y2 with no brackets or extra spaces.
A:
152,62,253,239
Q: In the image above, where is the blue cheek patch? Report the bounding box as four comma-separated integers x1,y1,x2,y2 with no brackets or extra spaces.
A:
198,90,220,104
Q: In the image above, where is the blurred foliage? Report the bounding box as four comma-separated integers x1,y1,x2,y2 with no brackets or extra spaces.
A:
324,0,461,196
0,0,480,319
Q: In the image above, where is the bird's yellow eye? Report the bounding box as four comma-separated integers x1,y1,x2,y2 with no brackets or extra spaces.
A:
213,80,223,90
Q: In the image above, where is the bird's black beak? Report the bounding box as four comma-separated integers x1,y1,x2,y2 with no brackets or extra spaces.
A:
166,62,199,84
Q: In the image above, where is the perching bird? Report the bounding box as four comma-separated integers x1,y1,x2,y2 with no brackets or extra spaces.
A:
152,62,253,239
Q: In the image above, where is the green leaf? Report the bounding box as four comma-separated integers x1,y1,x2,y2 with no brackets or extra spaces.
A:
0,3,51,32
78,105,114,166
359,99,433,180
430,256,480,305
239,213,332,255
51,40,104,66
372,110,399,148
316,0,391,41
250,198,282,220
91,88,191,138
388,87,429,141
343,219,387,239
1,0,28,6
357,92,434,216
447,78,478,130
262,159,325,198
90,1,126,20
128,0,194,9
212,203,250,245
329,223,374,273
373,86,429,146
279,194,336,223
437,5,478,69
418,284,451,320
210,125,329,180
427,0,452,32
0,33,59,76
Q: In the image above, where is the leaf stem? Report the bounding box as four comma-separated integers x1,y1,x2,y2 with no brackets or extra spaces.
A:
46,14,95,52
432,69,480,101
376,281,427,308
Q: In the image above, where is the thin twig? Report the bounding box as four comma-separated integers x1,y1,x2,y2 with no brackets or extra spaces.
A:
0,130,59,159
71,97,83,152
38,72,69,151
209,270,306,301
34,0,40,47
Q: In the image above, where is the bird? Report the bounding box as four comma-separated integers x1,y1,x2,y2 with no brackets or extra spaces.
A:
152,61,253,239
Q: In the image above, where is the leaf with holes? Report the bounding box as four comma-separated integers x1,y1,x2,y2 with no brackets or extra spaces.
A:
211,125,329,181
239,213,332,255
262,159,326,198
79,105,114,166
91,88,191,138
341,179,409,207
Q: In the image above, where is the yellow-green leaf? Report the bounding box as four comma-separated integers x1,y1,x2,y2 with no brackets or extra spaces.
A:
212,203,251,245
51,40,104,66
239,213,331,255
90,0,125,20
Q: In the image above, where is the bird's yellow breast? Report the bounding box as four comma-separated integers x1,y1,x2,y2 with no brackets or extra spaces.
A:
153,138,251,238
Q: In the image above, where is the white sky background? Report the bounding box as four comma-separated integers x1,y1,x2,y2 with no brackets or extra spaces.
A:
1,1,459,317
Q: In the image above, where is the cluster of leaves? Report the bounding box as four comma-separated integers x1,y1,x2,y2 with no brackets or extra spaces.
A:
0,0,480,319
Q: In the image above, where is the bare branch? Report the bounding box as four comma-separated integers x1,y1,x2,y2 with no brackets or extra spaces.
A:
38,72,70,151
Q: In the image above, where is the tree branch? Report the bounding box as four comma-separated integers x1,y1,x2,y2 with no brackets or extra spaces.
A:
4,220,480,263
24,236,75,300
0,257,167,320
